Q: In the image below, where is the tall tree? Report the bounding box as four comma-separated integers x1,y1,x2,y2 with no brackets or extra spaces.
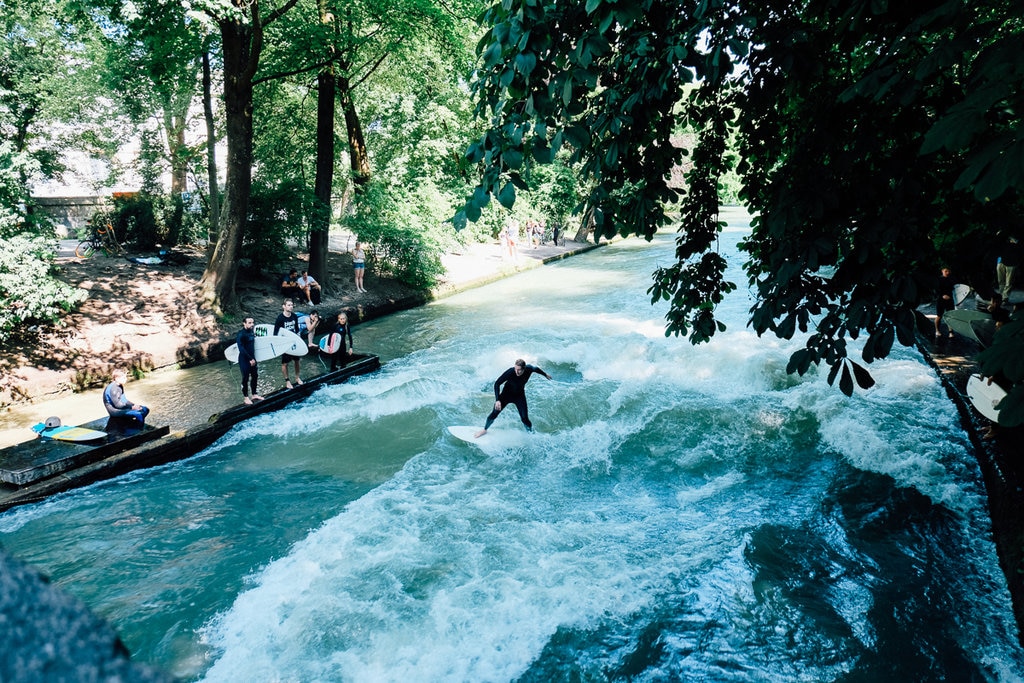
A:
465,0,1024,423
197,0,299,315
254,0,479,285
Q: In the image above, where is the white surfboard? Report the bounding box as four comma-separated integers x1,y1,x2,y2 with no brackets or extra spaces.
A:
942,309,991,343
224,333,307,364
254,324,308,356
966,374,1007,423
447,425,531,451
953,283,973,308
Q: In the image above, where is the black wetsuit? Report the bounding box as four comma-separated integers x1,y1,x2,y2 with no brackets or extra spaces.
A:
237,326,258,397
484,364,546,431
329,320,354,371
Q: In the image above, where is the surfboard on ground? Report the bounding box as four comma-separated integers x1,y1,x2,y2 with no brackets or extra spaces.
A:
970,318,998,348
966,374,1008,423
318,333,342,354
224,333,307,364
942,309,992,344
447,425,532,451
31,423,108,442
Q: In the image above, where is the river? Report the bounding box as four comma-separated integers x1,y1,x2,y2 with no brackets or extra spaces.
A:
1,208,1021,681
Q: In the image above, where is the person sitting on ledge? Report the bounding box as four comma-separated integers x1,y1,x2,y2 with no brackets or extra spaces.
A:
103,368,150,425
280,269,302,299
297,270,321,305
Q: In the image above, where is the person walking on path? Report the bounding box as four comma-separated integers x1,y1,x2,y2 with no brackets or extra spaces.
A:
274,298,304,389
935,266,955,338
237,316,264,404
352,242,367,293
103,368,150,424
475,358,552,437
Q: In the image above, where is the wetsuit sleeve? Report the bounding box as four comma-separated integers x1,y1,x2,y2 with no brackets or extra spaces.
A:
493,368,514,400
104,383,130,410
344,325,353,348
273,314,284,336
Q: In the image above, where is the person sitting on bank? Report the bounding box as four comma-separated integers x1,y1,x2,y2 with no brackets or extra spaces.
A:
297,270,321,305
280,269,302,299
103,368,150,425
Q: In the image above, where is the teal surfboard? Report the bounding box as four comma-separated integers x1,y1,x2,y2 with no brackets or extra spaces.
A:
31,424,108,442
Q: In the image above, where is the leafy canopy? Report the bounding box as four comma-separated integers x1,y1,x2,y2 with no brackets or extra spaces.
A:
465,0,1024,422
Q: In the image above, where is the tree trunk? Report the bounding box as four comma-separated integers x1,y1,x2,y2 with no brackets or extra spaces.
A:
199,16,257,316
338,73,371,185
203,50,220,254
309,67,335,288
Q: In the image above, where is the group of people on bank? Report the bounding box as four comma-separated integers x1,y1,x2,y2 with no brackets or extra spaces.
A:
279,242,367,305
234,298,356,405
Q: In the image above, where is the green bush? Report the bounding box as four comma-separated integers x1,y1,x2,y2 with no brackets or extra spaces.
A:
345,180,448,290
0,233,86,343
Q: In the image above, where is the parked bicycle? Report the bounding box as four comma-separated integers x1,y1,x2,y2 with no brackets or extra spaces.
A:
75,222,124,258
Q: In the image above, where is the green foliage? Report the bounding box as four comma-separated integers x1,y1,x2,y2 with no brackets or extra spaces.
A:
0,233,86,343
243,180,313,276
467,0,1024,415
345,180,449,290
0,143,42,239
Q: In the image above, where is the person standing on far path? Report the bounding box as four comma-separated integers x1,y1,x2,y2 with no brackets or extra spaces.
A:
237,316,264,404
274,298,304,389
475,358,552,437
996,233,1020,304
935,266,955,338
352,242,367,293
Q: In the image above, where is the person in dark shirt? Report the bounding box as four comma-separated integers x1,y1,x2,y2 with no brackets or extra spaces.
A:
274,298,304,389
475,358,552,437
237,316,264,404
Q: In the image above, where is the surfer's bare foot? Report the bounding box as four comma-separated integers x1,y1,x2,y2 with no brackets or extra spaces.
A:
285,381,293,389
474,429,487,438
243,397,253,405
295,378,304,385
252,395,264,402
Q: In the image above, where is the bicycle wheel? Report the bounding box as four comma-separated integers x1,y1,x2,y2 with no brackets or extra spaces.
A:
75,240,95,258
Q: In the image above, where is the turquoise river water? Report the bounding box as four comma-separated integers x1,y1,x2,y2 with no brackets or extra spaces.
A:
2,209,1023,681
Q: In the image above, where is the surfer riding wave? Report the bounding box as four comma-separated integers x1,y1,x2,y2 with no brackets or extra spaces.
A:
475,358,552,437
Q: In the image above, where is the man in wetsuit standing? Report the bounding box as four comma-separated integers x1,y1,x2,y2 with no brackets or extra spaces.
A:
237,316,264,404
475,358,552,437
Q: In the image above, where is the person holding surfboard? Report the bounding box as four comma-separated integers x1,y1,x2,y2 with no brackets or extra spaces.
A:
103,368,150,425
237,317,264,405
329,312,354,371
274,298,304,389
474,358,552,437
